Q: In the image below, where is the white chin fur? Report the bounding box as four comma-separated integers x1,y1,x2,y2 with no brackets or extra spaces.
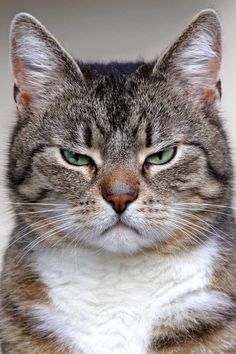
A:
94,224,154,254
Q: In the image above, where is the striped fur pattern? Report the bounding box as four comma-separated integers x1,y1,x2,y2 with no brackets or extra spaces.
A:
1,9,236,353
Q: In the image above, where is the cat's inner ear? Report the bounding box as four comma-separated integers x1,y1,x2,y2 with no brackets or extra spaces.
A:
10,13,83,113
154,10,222,105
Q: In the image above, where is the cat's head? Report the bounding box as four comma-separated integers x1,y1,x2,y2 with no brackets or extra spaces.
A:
9,10,232,254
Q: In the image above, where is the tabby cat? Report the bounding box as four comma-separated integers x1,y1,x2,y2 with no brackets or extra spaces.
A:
1,9,236,354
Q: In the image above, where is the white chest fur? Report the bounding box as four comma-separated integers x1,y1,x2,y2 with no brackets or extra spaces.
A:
32,242,222,354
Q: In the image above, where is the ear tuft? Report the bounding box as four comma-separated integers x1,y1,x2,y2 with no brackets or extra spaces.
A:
154,9,222,105
10,13,83,113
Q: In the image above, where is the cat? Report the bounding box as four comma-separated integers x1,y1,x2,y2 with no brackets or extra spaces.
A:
1,8,236,354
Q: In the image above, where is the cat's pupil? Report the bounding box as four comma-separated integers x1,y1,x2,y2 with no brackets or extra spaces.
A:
158,151,163,160
73,153,79,161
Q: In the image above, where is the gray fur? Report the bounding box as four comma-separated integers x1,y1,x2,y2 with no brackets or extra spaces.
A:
1,9,236,354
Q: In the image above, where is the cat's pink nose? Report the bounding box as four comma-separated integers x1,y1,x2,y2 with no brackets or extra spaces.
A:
101,170,139,214
104,192,137,214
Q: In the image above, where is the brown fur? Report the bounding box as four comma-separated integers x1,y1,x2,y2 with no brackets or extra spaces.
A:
1,9,235,354
1,245,71,353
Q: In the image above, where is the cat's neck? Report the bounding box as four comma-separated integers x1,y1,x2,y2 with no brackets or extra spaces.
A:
32,239,219,283
30,239,231,354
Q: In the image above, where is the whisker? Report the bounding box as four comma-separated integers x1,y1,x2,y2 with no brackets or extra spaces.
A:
0,201,67,206
17,222,74,264
168,218,207,247
158,203,229,240
175,202,236,210
2,208,66,219
7,213,70,249
173,210,227,241
172,206,234,218
170,214,213,242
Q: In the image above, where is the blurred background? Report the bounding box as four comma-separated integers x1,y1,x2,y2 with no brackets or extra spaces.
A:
0,0,235,269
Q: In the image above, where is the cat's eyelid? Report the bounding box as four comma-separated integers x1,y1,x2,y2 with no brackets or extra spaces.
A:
139,142,180,164
50,146,103,168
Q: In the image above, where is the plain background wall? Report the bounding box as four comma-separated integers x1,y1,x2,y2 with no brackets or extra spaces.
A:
0,0,236,269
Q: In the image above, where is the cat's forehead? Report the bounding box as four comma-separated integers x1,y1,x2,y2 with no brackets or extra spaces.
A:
64,76,157,139
50,70,190,155
66,65,165,128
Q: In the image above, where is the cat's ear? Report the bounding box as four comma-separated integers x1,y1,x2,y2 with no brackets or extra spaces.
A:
10,13,83,114
153,10,222,105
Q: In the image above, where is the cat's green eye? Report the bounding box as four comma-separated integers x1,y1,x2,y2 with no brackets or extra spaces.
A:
61,149,94,166
146,147,176,165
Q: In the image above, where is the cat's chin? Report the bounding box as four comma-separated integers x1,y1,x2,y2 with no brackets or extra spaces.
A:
102,223,140,239
95,223,154,255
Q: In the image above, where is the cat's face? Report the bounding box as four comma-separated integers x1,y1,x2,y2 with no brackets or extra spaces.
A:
9,11,232,254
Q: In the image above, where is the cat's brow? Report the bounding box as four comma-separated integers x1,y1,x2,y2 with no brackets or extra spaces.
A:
83,125,93,148
145,121,153,147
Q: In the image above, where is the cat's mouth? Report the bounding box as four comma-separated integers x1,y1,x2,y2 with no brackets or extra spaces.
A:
101,221,140,237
